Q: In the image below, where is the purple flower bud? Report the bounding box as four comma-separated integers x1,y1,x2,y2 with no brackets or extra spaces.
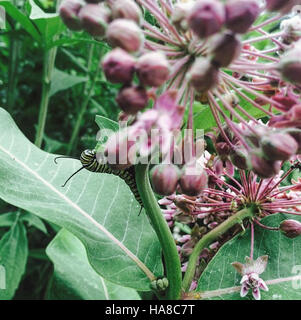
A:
102,48,136,84
266,0,300,13
187,0,225,38
136,52,170,87
59,0,83,31
116,86,149,114
260,132,298,161
78,3,111,37
106,19,144,53
279,46,301,85
280,219,301,238
179,164,208,196
250,153,281,178
150,164,181,196
230,146,250,170
188,58,219,92
211,32,242,67
111,0,142,25
225,0,260,34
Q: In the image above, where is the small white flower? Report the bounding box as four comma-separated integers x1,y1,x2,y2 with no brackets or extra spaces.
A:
232,256,269,300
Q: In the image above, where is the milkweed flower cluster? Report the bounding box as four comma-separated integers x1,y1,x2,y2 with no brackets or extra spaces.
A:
59,0,301,300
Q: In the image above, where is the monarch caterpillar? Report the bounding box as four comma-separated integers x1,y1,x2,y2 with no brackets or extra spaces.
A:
55,149,143,208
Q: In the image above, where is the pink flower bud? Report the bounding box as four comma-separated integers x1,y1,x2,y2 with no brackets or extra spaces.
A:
106,19,144,53
187,0,225,38
104,133,136,170
116,86,149,114
271,92,299,112
280,219,301,238
171,1,194,31
102,48,136,84
150,164,181,196
260,132,298,161
211,32,241,67
225,0,260,34
188,58,219,92
266,0,300,13
285,128,301,153
59,0,83,31
78,3,111,37
279,45,301,85
179,164,208,196
136,52,170,87
288,104,301,121
230,146,250,170
250,153,281,178
111,0,142,25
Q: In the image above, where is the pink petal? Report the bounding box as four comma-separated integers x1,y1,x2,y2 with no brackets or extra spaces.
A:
240,275,249,284
258,279,269,292
252,288,261,300
240,284,249,297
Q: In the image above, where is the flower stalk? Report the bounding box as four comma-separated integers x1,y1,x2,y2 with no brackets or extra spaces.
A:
182,205,256,292
135,163,182,300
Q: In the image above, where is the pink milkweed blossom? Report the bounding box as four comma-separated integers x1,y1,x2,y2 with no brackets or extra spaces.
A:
232,256,269,300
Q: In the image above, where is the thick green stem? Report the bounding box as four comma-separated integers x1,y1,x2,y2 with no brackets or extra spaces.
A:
135,164,182,300
35,47,57,148
182,206,256,292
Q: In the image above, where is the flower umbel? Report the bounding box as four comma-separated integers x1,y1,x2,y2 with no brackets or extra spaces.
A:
232,255,269,300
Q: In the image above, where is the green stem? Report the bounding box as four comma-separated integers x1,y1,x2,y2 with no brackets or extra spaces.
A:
66,44,97,155
135,164,182,300
35,47,57,148
7,38,20,113
182,206,256,292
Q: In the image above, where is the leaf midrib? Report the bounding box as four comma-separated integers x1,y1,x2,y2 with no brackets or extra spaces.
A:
0,144,155,282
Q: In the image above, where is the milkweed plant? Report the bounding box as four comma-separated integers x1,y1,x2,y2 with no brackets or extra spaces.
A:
1,0,301,301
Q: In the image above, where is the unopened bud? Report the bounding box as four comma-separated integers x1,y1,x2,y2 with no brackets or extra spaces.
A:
279,45,301,85
104,133,136,170
171,1,194,32
116,86,149,114
188,0,225,38
111,0,142,25
280,219,301,238
260,132,298,161
107,19,144,53
285,128,301,153
288,104,301,121
188,58,219,92
102,48,136,84
230,146,250,170
150,164,181,196
211,32,241,67
136,52,170,87
59,0,83,31
225,0,260,34
250,153,281,178
266,0,300,13
78,3,110,37
271,92,299,112
179,163,208,196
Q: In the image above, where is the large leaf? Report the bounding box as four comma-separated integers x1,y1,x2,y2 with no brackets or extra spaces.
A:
26,0,64,45
197,214,301,300
0,0,41,42
0,219,28,300
0,108,163,291
49,68,88,97
46,229,141,300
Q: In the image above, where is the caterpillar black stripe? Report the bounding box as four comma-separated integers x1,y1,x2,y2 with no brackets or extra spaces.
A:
55,149,143,208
